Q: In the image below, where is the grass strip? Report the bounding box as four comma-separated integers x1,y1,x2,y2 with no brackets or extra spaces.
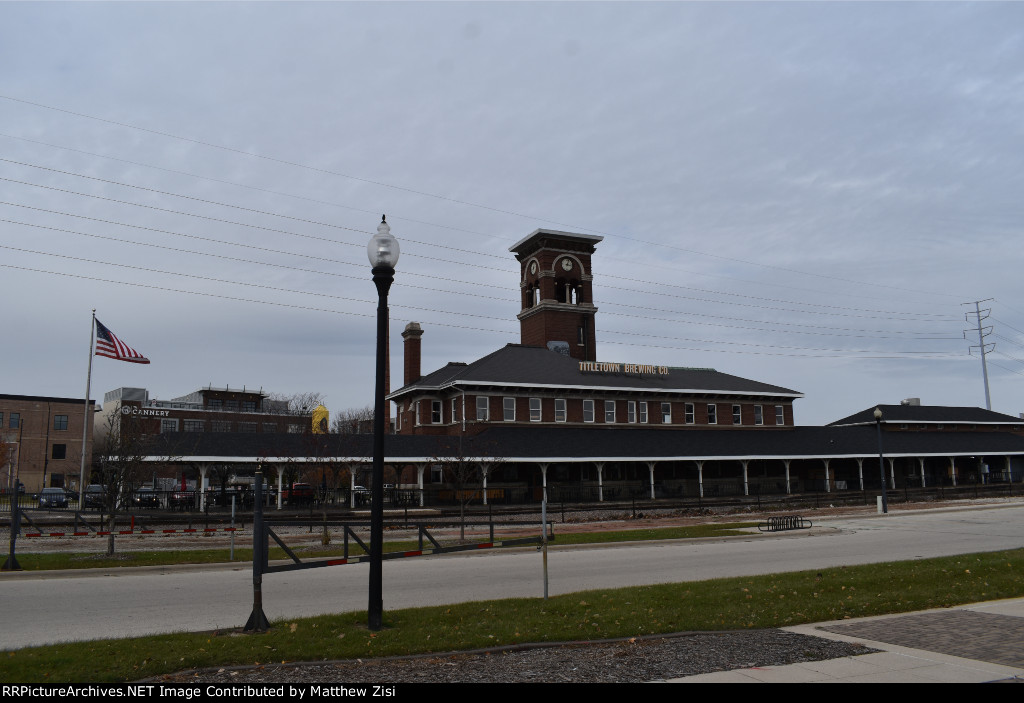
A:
3,547,1022,683
6,523,757,571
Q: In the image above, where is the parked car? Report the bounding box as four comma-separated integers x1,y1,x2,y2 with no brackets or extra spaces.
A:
169,490,196,510
1,482,25,496
38,487,69,509
84,484,106,510
352,485,370,506
287,482,315,505
131,488,161,509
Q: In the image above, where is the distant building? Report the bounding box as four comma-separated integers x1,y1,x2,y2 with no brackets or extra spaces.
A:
0,394,96,491
97,386,313,439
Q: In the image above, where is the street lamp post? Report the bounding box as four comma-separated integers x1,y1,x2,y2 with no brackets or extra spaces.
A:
874,407,888,514
367,215,399,631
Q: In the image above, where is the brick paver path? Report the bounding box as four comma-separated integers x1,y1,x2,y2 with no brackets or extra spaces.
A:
821,611,1024,668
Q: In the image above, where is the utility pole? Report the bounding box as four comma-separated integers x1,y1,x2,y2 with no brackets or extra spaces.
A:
963,299,995,410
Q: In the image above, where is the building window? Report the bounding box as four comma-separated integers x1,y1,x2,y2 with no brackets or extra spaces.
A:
503,397,516,422
263,423,277,433
432,400,442,424
476,396,489,421
9,412,20,429
0,412,4,427
53,415,68,431
161,419,179,433
685,403,694,424
661,403,672,424
451,398,459,423
212,421,232,432
530,398,542,422
775,405,784,425
288,424,304,433
583,399,595,423
51,444,66,460
639,401,648,424
605,400,616,423
707,404,717,425
183,420,205,433
627,401,636,424
415,401,421,426
225,401,239,411
239,422,257,433
555,398,567,423
754,405,764,426
732,405,742,425
242,401,256,412
208,399,223,410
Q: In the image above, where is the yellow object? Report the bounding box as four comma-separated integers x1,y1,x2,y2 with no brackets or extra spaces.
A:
312,405,329,434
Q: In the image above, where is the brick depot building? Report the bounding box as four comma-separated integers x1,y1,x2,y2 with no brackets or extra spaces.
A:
142,229,1024,503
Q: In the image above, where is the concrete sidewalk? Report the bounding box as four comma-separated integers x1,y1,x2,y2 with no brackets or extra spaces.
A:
669,597,1024,683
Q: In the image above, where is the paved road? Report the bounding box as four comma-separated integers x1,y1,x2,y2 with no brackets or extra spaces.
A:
2,504,1023,649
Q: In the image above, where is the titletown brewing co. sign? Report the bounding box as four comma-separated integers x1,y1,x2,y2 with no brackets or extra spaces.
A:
578,361,669,375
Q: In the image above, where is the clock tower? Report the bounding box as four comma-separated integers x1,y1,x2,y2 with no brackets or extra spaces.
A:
509,229,602,362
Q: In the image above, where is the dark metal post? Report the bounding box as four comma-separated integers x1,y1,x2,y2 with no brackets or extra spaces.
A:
3,488,21,571
369,264,393,631
244,465,269,632
874,408,889,514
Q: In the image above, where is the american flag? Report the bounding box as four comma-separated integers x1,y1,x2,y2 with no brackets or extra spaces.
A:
94,319,150,364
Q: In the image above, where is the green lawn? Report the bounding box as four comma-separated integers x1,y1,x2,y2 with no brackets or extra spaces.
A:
2,548,1022,683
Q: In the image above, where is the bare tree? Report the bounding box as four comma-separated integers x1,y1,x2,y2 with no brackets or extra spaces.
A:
434,438,490,541
330,406,374,434
265,392,325,416
93,403,150,555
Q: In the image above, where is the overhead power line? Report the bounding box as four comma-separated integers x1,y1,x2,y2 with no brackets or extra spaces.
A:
0,93,966,299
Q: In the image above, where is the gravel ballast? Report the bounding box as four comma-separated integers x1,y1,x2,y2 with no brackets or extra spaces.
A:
158,630,873,683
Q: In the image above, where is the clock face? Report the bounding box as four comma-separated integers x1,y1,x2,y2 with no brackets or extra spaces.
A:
529,261,538,274
561,258,573,271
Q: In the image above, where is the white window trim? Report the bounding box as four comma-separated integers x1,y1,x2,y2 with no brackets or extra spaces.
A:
530,397,542,422
583,399,595,423
707,404,717,425
776,405,785,425
605,400,616,423
503,397,516,422
431,400,442,424
476,396,489,422
754,405,764,426
639,401,648,424
732,404,742,425
685,403,695,425
661,402,672,424
555,398,567,423
627,401,636,424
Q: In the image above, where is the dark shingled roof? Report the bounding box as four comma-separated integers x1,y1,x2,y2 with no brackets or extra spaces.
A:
829,405,1024,427
147,425,1024,462
390,344,801,398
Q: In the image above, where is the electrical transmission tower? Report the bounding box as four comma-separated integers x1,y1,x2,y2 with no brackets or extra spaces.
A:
963,299,995,410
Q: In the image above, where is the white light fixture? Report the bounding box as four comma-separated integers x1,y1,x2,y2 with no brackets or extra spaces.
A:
367,215,400,269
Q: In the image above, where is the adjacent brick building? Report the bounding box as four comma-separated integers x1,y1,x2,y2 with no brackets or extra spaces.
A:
0,394,96,492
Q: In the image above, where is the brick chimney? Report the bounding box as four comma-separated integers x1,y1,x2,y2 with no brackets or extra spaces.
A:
402,322,424,386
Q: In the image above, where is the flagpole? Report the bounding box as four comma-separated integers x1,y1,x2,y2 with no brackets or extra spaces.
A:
78,310,96,510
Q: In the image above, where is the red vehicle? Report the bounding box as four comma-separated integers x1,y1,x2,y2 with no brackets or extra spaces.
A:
287,482,315,505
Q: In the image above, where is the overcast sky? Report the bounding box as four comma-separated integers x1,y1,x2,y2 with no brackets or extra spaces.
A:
2,1,1023,425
